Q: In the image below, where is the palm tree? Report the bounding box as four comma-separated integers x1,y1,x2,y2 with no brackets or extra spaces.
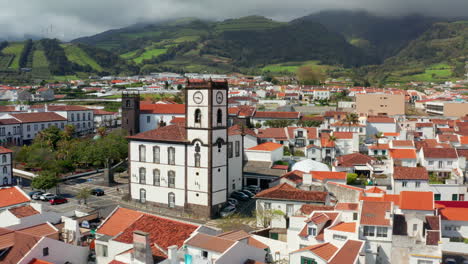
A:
374,132,384,146
344,113,359,131
97,127,107,137
76,187,92,206
63,125,75,140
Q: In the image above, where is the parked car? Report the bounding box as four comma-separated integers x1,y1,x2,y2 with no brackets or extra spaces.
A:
244,185,261,193
39,193,55,201
29,191,43,199
91,188,105,196
231,191,250,201
240,190,255,198
49,196,68,205
227,198,239,207
220,206,236,218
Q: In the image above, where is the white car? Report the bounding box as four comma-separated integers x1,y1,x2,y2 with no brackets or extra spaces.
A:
39,193,56,201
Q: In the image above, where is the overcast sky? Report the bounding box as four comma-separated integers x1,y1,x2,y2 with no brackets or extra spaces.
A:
1,0,467,41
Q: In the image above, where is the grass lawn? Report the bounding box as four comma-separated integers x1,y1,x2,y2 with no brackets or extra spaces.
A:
388,63,454,83
133,48,167,64
2,43,25,69
262,60,336,73
101,94,122,99
120,50,139,59
53,75,79,81
62,44,103,72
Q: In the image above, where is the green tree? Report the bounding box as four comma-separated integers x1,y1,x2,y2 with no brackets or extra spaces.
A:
344,113,359,128
296,66,325,85
31,172,59,191
264,120,294,128
62,125,76,140
374,132,384,146
256,207,286,228
347,173,358,185
298,120,323,127
35,126,62,150
76,187,92,205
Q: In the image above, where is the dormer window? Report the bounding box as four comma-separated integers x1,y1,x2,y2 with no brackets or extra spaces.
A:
308,227,316,236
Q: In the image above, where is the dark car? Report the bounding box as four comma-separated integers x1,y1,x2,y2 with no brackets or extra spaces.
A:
231,191,250,201
244,185,261,194
220,206,236,218
91,188,105,196
49,196,68,205
240,190,255,198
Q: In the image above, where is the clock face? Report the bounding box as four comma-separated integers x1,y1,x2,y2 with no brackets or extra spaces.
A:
216,91,223,104
193,91,204,104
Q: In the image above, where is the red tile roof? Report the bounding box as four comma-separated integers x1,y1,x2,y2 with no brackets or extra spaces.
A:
368,144,389,150
439,207,468,221
291,243,338,261
438,134,458,143
114,214,198,251
8,205,40,218
393,167,429,180
306,213,331,225
10,112,67,123
140,104,186,115
255,183,327,202
28,259,53,264
365,186,385,194
321,136,336,148
389,149,417,159
0,229,41,263
391,140,414,147
48,105,90,111
97,207,144,236
127,125,187,142
335,153,376,167
0,118,20,125
333,132,354,139
328,240,364,264
416,123,433,128
335,203,359,211
185,233,236,253
399,191,434,211
367,117,395,123
93,109,116,115
329,222,356,233
247,142,282,151
312,171,346,181
0,146,13,154
254,111,300,119
423,147,458,159
17,223,57,238
257,128,287,140
287,127,318,139
299,204,334,215
0,187,30,208
360,201,392,226
460,136,468,145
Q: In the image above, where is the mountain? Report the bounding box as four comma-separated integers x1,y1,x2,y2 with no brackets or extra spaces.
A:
367,21,468,83
73,15,375,74
0,39,137,83
301,10,441,62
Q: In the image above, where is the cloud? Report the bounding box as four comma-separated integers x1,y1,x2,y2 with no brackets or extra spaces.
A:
1,0,467,40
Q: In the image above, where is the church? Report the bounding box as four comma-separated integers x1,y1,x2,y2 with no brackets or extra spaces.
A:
124,80,243,218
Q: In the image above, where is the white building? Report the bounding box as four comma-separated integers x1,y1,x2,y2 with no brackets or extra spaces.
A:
7,112,67,144
48,105,95,135
0,146,13,185
127,80,242,218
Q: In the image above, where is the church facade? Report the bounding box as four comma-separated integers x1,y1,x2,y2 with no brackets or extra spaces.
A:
127,80,243,218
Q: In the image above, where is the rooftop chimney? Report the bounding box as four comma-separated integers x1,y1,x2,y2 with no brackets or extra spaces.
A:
132,230,153,264
303,173,312,186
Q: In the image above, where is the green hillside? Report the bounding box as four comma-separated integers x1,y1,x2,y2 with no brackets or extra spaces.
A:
74,16,374,74
62,44,103,72
1,43,24,69
368,21,468,83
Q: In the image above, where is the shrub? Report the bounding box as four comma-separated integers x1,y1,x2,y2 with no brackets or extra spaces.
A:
283,146,291,156
347,173,358,185
294,150,305,157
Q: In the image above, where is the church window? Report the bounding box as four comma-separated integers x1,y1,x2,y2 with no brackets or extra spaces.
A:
168,147,175,165
153,146,160,163
194,109,201,124
168,192,175,208
195,153,201,167
168,171,175,188
140,188,146,203
139,145,146,162
217,109,222,124
139,167,146,184
153,169,160,186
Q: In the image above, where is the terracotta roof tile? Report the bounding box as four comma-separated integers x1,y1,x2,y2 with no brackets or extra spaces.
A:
0,187,30,208
257,128,287,140
438,134,458,143
389,149,417,159
127,125,187,142
299,204,334,215
228,124,256,137
333,132,354,139
312,171,346,181
391,140,414,147
368,144,390,150
113,214,198,250
48,105,90,111
306,213,330,225
217,230,250,241
255,183,327,202
360,201,392,226
0,118,20,125
367,117,395,123
185,233,236,253
97,207,144,236
365,187,385,193
247,237,268,250
399,191,434,211
423,147,458,159
0,146,13,154
329,222,356,233
8,205,40,218
416,123,433,127
426,231,440,246
286,127,318,139
439,207,468,221
393,167,429,180
28,259,53,264
17,223,57,237
335,153,376,167
93,109,116,115
291,243,338,261
328,240,364,264
335,203,359,211
460,136,468,145
247,142,282,151
10,112,67,123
